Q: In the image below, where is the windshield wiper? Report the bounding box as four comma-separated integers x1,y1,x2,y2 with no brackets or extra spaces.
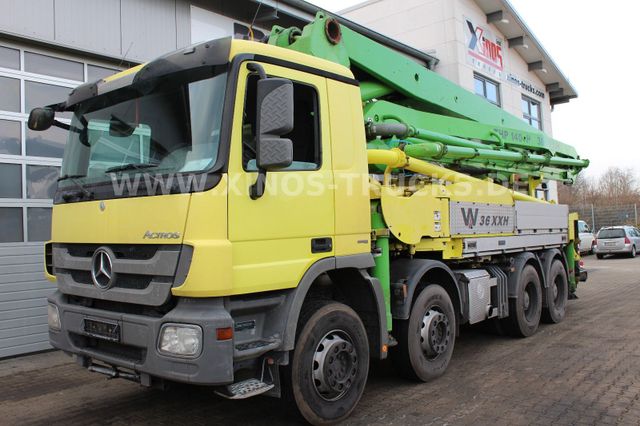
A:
58,174,93,200
105,163,159,174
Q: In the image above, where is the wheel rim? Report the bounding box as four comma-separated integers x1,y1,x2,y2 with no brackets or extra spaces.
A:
551,279,559,302
523,281,538,322
312,330,358,401
420,308,451,360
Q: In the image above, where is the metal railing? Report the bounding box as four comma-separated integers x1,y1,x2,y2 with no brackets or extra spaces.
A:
571,204,639,231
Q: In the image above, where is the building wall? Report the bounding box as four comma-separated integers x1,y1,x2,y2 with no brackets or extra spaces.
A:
343,0,553,134
0,0,192,63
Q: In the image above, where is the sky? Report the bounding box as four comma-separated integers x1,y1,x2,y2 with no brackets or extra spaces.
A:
311,0,639,178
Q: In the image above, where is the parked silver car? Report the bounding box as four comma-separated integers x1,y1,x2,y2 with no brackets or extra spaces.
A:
577,220,596,254
595,226,640,259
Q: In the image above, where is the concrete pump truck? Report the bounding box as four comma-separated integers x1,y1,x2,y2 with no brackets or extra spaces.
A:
29,12,588,425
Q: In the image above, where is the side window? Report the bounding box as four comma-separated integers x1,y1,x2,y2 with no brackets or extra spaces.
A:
242,73,321,171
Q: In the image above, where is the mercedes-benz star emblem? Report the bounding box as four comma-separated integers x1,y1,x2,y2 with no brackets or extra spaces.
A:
91,247,115,289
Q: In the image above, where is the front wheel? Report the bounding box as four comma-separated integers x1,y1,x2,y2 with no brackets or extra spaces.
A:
392,285,456,382
285,302,369,425
596,254,605,259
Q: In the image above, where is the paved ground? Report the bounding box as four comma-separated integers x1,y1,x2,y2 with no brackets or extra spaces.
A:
2,255,640,425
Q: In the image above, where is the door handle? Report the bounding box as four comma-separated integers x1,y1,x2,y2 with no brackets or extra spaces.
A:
311,237,332,253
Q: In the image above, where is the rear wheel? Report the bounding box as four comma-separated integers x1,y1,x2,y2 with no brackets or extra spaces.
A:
596,254,605,259
629,246,637,258
541,260,568,324
284,302,369,425
504,265,542,337
392,285,456,382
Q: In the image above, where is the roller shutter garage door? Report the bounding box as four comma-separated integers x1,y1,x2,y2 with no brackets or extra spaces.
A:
0,41,119,358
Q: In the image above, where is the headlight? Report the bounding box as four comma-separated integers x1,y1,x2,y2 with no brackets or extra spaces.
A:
48,303,61,331
158,323,202,357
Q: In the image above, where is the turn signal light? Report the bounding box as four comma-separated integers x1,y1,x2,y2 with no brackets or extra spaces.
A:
216,327,233,341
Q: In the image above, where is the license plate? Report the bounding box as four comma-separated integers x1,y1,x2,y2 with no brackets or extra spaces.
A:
83,318,120,342
605,242,616,246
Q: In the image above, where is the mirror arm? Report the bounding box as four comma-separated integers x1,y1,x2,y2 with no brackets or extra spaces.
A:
52,120,71,131
248,61,268,200
247,62,267,79
250,169,267,200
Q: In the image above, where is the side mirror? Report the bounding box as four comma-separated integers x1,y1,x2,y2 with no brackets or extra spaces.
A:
28,107,55,131
255,78,294,170
250,76,295,200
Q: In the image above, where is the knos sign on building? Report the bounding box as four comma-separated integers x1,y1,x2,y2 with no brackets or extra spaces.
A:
465,18,504,79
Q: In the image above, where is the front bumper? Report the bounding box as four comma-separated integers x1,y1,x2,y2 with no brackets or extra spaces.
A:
48,291,235,385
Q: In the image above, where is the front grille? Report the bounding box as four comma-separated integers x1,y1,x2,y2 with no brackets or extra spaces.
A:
65,244,165,260
68,270,156,290
70,332,146,363
52,243,186,306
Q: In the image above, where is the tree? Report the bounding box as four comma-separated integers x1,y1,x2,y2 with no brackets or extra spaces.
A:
597,167,639,203
558,172,596,205
559,167,640,206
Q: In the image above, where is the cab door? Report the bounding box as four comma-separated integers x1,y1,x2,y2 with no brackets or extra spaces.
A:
227,61,335,295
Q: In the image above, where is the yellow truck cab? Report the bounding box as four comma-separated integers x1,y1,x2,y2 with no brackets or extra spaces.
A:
33,14,586,425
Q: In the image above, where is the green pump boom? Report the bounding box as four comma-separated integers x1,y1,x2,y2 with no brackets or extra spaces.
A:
269,13,588,183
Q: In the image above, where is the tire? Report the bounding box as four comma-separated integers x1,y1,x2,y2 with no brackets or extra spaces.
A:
541,260,568,324
391,285,456,382
283,302,369,425
590,241,596,255
629,246,637,258
503,265,542,337
596,254,604,259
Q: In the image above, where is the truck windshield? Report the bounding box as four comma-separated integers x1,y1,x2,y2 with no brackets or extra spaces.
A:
59,70,227,193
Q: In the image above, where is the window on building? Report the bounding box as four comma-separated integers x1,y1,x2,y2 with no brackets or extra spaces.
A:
24,51,84,81
25,81,72,118
87,64,119,81
0,44,124,243
0,46,19,70
0,163,22,198
242,74,321,171
26,165,60,199
474,73,501,107
0,76,21,112
27,207,52,242
26,125,67,158
522,96,542,130
0,119,21,155
0,207,23,242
